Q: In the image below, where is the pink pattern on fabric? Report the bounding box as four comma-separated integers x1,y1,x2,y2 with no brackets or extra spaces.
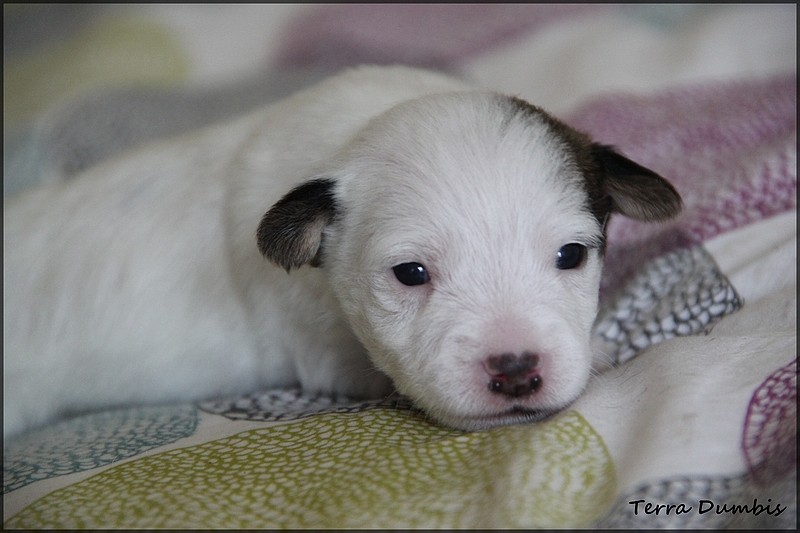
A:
565,74,797,297
275,4,609,69
742,359,797,486
570,74,796,244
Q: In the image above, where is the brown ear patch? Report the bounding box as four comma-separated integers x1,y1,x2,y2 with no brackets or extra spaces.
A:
256,178,338,272
591,144,683,221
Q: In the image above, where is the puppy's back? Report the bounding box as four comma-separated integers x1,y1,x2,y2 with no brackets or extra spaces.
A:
2,65,474,438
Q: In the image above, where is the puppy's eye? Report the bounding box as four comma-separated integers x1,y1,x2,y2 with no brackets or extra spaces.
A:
392,262,430,286
556,243,587,270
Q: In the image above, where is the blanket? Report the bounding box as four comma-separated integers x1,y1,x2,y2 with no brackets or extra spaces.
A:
4,4,796,529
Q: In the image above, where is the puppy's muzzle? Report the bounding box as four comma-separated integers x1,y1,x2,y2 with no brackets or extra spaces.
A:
484,352,542,398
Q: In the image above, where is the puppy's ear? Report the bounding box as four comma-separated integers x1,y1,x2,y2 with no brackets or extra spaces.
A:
257,178,338,272
592,144,682,221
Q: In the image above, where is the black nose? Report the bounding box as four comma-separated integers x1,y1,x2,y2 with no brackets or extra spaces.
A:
485,352,542,398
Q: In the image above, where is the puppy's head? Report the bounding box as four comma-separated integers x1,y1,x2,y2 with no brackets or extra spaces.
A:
257,92,681,430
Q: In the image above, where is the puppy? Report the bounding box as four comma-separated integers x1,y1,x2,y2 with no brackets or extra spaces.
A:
3,65,681,438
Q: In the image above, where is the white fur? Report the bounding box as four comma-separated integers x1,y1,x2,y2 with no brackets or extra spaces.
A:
4,66,621,437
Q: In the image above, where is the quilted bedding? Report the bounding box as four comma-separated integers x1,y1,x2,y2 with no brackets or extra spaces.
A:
3,4,796,529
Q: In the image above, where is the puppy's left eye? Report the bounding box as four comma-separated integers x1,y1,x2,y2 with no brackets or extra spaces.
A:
556,243,587,270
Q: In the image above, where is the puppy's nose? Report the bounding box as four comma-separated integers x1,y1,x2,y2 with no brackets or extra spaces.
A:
484,352,542,398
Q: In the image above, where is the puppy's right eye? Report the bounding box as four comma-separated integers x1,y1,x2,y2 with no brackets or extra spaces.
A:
392,262,430,286
556,243,587,270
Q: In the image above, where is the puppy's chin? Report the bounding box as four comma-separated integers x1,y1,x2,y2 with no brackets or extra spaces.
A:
413,395,581,432
423,405,561,432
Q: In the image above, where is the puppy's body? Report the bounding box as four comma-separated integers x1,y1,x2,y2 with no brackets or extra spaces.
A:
4,66,680,438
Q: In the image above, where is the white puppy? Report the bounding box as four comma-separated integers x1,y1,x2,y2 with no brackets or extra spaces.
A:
3,66,681,438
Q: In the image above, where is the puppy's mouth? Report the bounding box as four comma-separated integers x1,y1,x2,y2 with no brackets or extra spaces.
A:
466,405,556,428
507,405,548,417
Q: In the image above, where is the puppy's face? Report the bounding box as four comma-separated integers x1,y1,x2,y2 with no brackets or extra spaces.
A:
258,92,681,430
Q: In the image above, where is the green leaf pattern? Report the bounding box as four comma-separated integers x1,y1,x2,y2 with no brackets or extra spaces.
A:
6,410,614,529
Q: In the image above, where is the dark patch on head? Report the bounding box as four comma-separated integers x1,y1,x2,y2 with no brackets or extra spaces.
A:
256,178,338,272
502,95,683,250
503,96,611,226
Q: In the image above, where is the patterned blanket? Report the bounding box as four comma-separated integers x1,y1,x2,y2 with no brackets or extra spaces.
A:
4,4,796,529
